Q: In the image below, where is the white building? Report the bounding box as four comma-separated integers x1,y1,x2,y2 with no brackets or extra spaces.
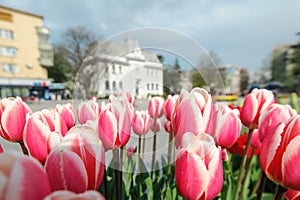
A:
220,65,241,94
82,37,164,99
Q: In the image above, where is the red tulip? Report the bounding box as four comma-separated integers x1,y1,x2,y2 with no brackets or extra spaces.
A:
44,190,105,200
285,189,300,200
240,89,275,129
227,132,260,157
260,115,300,190
45,148,88,193
0,152,51,200
56,103,76,130
258,104,296,143
77,99,99,124
0,97,32,142
132,111,152,136
126,146,135,159
164,120,171,133
164,95,178,121
98,96,133,150
23,111,61,163
207,102,241,148
150,118,162,132
62,125,105,190
175,132,223,200
148,96,164,118
171,88,213,148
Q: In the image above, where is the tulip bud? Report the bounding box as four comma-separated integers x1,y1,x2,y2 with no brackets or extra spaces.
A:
0,152,51,200
164,95,178,121
150,118,162,132
164,120,171,133
0,97,32,142
240,89,275,129
23,111,61,163
171,88,212,148
98,98,132,149
45,148,88,193
260,115,300,191
56,103,76,129
258,104,296,143
77,99,99,124
62,125,106,190
207,102,241,148
132,111,152,136
175,133,223,200
148,96,164,118
126,146,135,159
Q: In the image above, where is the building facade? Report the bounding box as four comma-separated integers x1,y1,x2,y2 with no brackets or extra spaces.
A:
0,5,53,98
82,37,164,98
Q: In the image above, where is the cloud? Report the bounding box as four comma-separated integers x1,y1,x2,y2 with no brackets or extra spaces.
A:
1,0,299,72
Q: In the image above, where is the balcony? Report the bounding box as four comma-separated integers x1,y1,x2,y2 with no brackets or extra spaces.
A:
36,26,53,67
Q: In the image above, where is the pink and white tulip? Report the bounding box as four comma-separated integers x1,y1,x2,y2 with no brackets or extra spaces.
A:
171,88,213,148
44,190,105,200
45,148,88,193
0,97,32,142
23,111,61,163
207,102,241,148
132,110,152,136
260,115,300,190
164,95,178,121
258,104,296,142
150,118,162,132
56,103,76,130
164,120,171,133
240,89,275,129
0,152,51,200
98,96,133,149
77,98,100,124
148,96,164,119
62,125,105,190
175,132,223,200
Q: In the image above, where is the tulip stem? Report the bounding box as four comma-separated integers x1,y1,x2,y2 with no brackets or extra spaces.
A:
151,118,157,180
103,168,108,199
256,171,267,200
239,148,255,199
233,128,254,200
19,142,28,155
138,135,141,193
142,135,146,159
167,126,173,175
273,185,287,200
113,149,121,200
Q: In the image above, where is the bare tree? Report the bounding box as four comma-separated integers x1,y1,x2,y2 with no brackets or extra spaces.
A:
191,50,224,90
58,26,97,77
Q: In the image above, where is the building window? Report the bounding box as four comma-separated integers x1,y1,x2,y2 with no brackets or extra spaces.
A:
152,83,154,90
2,63,19,73
105,80,110,90
156,83,159,90
119,65,122,74
147,83,150,90
0,11,12,22
119,81,123,89
112,64,116,74
112,81,116,90
0,28,14,39
105,66,109,74
0,46,17,57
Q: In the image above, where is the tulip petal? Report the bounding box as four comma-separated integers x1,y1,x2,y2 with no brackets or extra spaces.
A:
1,98,31,141
44,190,105,200
5,154,51,200
23,113,53,163
98,110,117,150
45,149,88,193
282,135,300,190
241,94,258,128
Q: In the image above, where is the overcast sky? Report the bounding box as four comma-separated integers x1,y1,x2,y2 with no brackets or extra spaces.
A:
1,0,300,72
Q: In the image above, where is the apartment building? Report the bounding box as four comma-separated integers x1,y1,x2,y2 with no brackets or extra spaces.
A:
0,5,53,98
